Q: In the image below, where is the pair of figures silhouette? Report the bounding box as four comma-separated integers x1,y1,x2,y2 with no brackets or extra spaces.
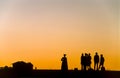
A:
94,52,105,70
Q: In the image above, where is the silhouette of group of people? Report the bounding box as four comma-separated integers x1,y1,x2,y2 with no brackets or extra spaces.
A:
61,52,105,71
81,52,105,71
81,53,91,70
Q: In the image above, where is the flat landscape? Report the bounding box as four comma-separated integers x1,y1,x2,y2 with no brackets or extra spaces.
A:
0,70,120,78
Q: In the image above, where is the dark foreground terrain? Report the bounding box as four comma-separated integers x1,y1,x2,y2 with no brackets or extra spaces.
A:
0,69,120,78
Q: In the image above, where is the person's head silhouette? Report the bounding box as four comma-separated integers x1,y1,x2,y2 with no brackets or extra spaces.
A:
89,53,91,56
82,53,84,56
64,54,66,57
95,52,98,55
85,53,87,56
101,54,103,57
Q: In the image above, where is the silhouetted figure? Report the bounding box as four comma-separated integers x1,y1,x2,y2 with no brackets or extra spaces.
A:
81,53,84,70
84,53,88,71
94,52,99,70
61,54,68,71
99,54,105,69
88,53,92,69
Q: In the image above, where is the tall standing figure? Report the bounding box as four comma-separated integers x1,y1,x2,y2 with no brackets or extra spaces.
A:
94,52,99,70
84,53,88,71
88,53,92,69
61,54,68,71
99,54,105,69
81,53,84,70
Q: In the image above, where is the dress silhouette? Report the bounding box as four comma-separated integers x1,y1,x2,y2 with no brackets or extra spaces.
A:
61,54,68,71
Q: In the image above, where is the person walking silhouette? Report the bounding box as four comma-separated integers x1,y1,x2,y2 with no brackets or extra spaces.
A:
61,54,68,71
94,52,99,70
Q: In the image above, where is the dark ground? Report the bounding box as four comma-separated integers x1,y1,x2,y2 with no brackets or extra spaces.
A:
0,69,120,78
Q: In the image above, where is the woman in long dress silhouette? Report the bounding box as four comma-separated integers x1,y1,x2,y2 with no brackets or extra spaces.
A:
61,54,68,71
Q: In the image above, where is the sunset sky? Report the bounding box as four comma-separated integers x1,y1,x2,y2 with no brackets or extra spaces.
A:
0,0,120,70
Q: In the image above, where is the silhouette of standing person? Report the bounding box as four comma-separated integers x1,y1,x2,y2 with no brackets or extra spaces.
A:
81,53,84,70
88,53,92,69
94,52,99,70
99,54,105,69
61,54,68,71
84,53,88,71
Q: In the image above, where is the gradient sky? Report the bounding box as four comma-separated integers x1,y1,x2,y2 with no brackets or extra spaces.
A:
0,0,120,70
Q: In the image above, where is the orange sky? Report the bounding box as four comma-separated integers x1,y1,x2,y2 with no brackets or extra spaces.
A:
0,0,120,70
